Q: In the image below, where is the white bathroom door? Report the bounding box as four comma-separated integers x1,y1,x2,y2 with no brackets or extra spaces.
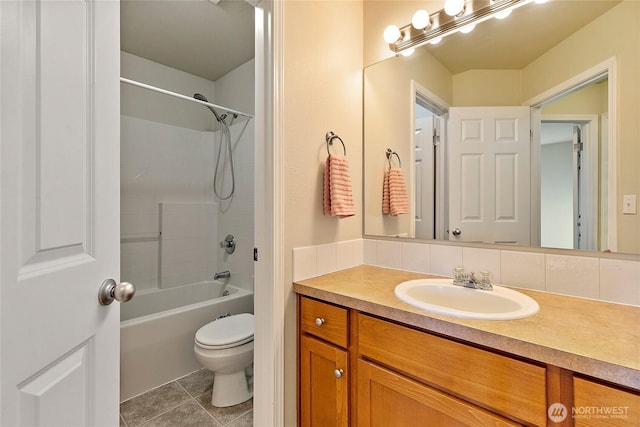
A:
448,106,531,245
414,116,436,240
0,1,121,426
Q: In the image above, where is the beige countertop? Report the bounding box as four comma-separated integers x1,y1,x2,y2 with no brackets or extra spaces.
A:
294,265,640,391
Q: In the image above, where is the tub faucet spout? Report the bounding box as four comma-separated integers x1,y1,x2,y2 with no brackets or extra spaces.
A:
214,270,231,280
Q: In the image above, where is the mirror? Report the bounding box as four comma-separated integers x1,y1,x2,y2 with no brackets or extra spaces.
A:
364,0,640,255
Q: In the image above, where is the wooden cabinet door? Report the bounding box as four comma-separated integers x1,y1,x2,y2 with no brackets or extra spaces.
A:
573,377,640,427
300,335,349,427
357,360,521,427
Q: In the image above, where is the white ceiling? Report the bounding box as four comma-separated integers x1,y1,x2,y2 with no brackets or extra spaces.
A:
120,0,255,82
120,0,620,82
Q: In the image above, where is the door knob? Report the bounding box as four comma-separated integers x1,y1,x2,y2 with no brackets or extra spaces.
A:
98,279,136,306
451,228,462,236
334,369,344,379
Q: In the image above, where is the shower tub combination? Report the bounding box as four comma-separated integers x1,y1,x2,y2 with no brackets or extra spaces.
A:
120,280,254,401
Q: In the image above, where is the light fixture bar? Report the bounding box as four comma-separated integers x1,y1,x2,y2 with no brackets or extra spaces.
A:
389,0,534,53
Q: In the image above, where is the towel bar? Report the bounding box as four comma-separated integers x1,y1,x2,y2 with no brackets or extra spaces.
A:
326,131,347,156
386,148,402,167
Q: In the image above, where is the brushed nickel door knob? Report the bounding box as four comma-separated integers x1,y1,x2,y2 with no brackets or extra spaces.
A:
98,279,136,306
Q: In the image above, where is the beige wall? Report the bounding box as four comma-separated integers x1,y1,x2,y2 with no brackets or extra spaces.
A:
453,70,522,106
522,0,640,253
364,47,451,237
282,1,363,425
541,80,608,116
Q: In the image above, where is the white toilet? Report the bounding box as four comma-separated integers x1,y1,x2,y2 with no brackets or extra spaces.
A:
194,313,254,407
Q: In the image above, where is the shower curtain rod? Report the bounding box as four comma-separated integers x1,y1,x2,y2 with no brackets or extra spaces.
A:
120,77,254,119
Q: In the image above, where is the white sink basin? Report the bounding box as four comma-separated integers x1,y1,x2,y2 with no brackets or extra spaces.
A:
394,279,539,320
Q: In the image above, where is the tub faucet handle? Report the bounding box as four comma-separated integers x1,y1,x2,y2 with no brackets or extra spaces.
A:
220,234,236,254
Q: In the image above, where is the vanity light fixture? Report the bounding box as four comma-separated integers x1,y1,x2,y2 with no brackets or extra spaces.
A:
459,23,476,33
412,9,432,30
494,9,512,19
401,48,416,57
444,0,465,16
385,0,536,55
383,24,402,44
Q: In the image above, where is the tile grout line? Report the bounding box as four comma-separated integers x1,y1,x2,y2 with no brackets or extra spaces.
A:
123,380,195,427
136,397,199,427
222,408,253,426
192,391,224,426
120,377,185,405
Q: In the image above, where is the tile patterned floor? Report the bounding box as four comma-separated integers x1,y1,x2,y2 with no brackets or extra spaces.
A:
120,369,253,427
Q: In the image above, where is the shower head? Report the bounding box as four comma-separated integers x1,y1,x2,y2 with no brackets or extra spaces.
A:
194,93,224,123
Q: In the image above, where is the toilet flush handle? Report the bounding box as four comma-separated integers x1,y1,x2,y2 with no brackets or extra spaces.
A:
98,279,136,306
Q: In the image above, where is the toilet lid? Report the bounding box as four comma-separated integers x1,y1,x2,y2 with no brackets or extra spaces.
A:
195,313,254,347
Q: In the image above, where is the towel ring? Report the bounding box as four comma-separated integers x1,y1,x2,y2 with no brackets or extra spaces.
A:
326,131,347,156
386,148,401,168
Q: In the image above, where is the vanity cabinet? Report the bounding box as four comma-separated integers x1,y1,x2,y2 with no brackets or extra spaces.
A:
357,313,546,426
573,376,640,427
297,294,640,427
299,297,350,427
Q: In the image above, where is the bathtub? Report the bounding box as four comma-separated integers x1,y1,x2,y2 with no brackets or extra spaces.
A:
120,281,254,401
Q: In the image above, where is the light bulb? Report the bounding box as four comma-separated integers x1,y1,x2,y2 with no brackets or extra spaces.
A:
495,9,512,19
412,9,431,30
429,37,443,45
401,48,415,57
444,0,465,16
459,23,476,34
383,25,401,43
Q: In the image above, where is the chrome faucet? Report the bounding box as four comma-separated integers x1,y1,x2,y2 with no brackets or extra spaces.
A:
452,268,493,290
214,270,231,280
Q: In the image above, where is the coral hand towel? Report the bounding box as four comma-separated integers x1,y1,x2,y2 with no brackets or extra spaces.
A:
382,167,409,216
323,155,356,218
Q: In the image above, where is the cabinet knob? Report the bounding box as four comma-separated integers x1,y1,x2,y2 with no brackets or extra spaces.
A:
334,369,344,379
315,317,325,327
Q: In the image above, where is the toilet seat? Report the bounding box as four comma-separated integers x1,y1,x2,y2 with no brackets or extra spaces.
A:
195,313,254,350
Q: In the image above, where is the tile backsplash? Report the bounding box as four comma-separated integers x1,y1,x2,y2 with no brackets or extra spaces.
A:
293,238,640,307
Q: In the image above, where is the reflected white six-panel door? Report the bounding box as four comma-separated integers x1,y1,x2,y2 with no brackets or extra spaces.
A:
448,106,531,246
1,1,121,425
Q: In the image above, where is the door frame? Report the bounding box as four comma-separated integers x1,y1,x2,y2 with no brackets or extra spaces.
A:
410,81,449,240
254,1,285,425
524,56,617,251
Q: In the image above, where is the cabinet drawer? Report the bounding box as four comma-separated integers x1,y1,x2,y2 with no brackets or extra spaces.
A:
573,377,640,427
357,314,546,426
300,297,348,347
358,359,520,427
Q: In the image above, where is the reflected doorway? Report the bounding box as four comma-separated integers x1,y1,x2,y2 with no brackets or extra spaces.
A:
535,74,610,251
540,121,597,250
412,84,448,240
